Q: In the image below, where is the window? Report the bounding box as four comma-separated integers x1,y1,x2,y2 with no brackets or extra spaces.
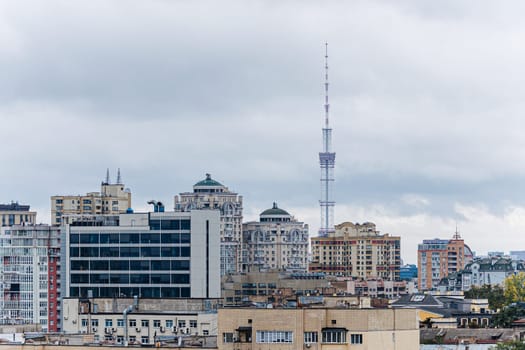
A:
322,329,346,344
178,320,186,328
165,320,173,328
256,331,293,343
141,336,149,344
223,333,234,343
189,320,197,328
81,319,88,327
105,319,113,327
129,319,136,327
304,331,318,343
350,334,363,344
153,320,161,328
203,330,209,335
116,336,124,344
129,336,136,343
91,319,99,327
141,320,149,327
117,319,124,327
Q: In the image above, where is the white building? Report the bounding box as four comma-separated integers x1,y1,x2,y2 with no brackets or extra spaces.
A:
174,174,243,275
0,225,61,332
242,203,309,272
61,210,221,300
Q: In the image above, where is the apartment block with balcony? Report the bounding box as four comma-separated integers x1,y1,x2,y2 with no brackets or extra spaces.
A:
310,222,401,280
0,202,36,227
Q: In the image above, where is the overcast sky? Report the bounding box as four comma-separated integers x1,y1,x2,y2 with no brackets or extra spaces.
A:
2,1,525,263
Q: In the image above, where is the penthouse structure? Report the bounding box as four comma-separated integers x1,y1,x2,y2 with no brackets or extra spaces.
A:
62,210,220,300
242,203,309,273
310,222,401,280
0,202,36,227
51,169,132,225
417,232,473,291
174,174,243,275
0,225,61,332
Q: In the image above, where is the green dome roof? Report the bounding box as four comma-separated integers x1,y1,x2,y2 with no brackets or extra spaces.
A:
194,173,224,187
260,202,290,216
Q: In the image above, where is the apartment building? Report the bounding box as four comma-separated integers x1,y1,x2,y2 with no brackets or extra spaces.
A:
174,174,243,275
218,307,419,350
50,170,131,225
62,298,219,345
242,203,308,273
310,222,401,280
0,202,36,227
61,210,220,300
0,224,61,332
417,232,473,291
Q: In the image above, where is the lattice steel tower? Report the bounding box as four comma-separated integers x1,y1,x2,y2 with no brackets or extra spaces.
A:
319,43,336,237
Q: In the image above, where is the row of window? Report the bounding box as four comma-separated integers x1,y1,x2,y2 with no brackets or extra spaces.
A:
70,273,190,284
70,246,190,258
222,331,363,344
70,286,191,298
71,259,189,271
70,232,190,244
86,319,198,328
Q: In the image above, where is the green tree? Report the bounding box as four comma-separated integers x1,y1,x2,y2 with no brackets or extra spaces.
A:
492,305,525,328
494,340,525,350
505,272,525,305
465,284,505,311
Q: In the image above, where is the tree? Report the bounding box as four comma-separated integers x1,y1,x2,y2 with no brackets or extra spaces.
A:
492,305,525,328
494,340,525,350
504,272,525,305
465,284,505,311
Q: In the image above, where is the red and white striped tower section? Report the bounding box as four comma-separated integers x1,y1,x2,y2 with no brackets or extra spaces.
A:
319,43,336,237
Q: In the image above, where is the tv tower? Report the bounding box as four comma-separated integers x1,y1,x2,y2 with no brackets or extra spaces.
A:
319,43,336,237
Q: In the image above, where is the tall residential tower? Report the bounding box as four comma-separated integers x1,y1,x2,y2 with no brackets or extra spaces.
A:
319,43,336,237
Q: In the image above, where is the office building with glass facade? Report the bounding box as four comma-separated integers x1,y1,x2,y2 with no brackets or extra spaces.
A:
61,210,220,300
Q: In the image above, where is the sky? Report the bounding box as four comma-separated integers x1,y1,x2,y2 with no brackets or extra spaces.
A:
2,1,525,263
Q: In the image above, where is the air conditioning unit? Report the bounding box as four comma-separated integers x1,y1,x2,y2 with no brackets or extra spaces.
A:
80,330,86,334
105,327,111,334
172,327,177,333
112,328,117,333
160,327,165,333
180,329,185,334
135,327,141,332
92,327,97,332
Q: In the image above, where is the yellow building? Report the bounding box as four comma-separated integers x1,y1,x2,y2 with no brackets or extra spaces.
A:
0,202,36,226
217,307,418,350
50,170,131,225
310,222,401,280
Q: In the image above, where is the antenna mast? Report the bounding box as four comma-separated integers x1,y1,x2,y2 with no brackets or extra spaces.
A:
318,43,336,237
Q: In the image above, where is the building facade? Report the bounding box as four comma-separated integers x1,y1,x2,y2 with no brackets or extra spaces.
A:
310,222,401,280
218,307,419,350
417,234,473,291
62,298,219,345
174,174,243,276
0,202,36,227
242,203,308,273
61,210,221,300
0,225,61,332
51,170,132,225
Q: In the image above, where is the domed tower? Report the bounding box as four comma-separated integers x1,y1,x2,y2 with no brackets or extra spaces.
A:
243,203,309,273
174,173,243,275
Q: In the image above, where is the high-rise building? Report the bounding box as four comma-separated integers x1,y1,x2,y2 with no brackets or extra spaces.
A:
61,210,220,300
310,222,401,280
417,232,473,291
0,202,36,226
0,224,61,332
174,174,243,275
50,169,132,225
319,43,336,237
242,203,309,272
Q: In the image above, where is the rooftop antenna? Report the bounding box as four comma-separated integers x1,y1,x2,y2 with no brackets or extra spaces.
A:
116,168,122,184
105,168,110,185
453,223,461,240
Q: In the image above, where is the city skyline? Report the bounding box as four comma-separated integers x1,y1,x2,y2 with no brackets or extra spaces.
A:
3,1,525,263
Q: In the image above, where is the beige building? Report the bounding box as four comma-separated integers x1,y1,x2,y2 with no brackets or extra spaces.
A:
243,203,308,273
51,170,131,225
62,298,219,346
310,222,401,280
217,307,419,350
0,202,36,226
174,174,243,275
